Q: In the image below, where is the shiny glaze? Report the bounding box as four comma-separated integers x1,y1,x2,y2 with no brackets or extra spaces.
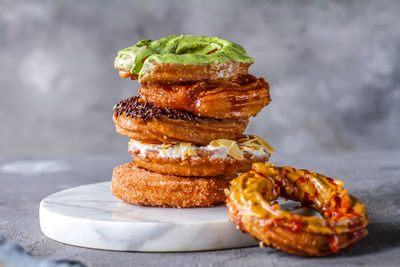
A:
139,74,271,119
227,163,369,254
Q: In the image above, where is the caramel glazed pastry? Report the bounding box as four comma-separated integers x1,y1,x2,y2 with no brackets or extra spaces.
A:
115,35,271,119
226,163,369,256
111,35,274,208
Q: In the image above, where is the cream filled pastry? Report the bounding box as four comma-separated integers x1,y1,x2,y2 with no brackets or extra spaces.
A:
128,135,274,177
114,35,254,84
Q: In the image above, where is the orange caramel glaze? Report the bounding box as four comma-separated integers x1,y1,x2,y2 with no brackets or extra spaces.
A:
139,74,271,119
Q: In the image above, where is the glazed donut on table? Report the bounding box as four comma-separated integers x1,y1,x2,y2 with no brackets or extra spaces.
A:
226,163,369,257
114,35,255,84
128,135,274,177
113,96,248,145
139,74,271,119
111,163,234,208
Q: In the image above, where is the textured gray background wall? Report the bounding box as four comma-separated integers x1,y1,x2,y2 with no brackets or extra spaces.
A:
1,0,399,159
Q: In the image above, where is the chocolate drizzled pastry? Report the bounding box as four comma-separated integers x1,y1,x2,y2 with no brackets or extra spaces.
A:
114,96,206,120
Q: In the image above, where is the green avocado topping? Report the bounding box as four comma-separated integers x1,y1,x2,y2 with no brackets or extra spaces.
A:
114,35,255,78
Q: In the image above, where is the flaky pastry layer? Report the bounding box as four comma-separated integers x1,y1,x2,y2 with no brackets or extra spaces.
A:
113,113,248,145
119,61,251,84
139,74,270,119
111,162,234,208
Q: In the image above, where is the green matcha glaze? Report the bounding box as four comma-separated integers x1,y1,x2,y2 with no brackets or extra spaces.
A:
114,35,254,78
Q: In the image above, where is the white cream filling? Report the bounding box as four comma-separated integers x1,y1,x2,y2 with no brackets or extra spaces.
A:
205,145,230,159
242,146,267,157
129,139,269,160
114,53,135,71
115,46,153,73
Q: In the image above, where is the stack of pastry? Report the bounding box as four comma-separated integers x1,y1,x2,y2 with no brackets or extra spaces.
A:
111,35,274,208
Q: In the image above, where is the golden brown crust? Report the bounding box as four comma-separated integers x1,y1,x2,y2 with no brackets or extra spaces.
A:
228,201,367,256
118,61,252,84
226,163,369,257
139,74,271,119
111,162,234,208
119,69,138,79
129,148,270,177
113,113,249,145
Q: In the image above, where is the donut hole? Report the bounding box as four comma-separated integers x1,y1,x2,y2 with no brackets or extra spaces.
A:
276,197,322,218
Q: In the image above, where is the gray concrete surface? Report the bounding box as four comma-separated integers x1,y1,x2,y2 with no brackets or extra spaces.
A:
1,0,400,159
0,152,399,266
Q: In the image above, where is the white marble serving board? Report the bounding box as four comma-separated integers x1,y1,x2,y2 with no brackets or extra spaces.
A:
39,182,259,252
